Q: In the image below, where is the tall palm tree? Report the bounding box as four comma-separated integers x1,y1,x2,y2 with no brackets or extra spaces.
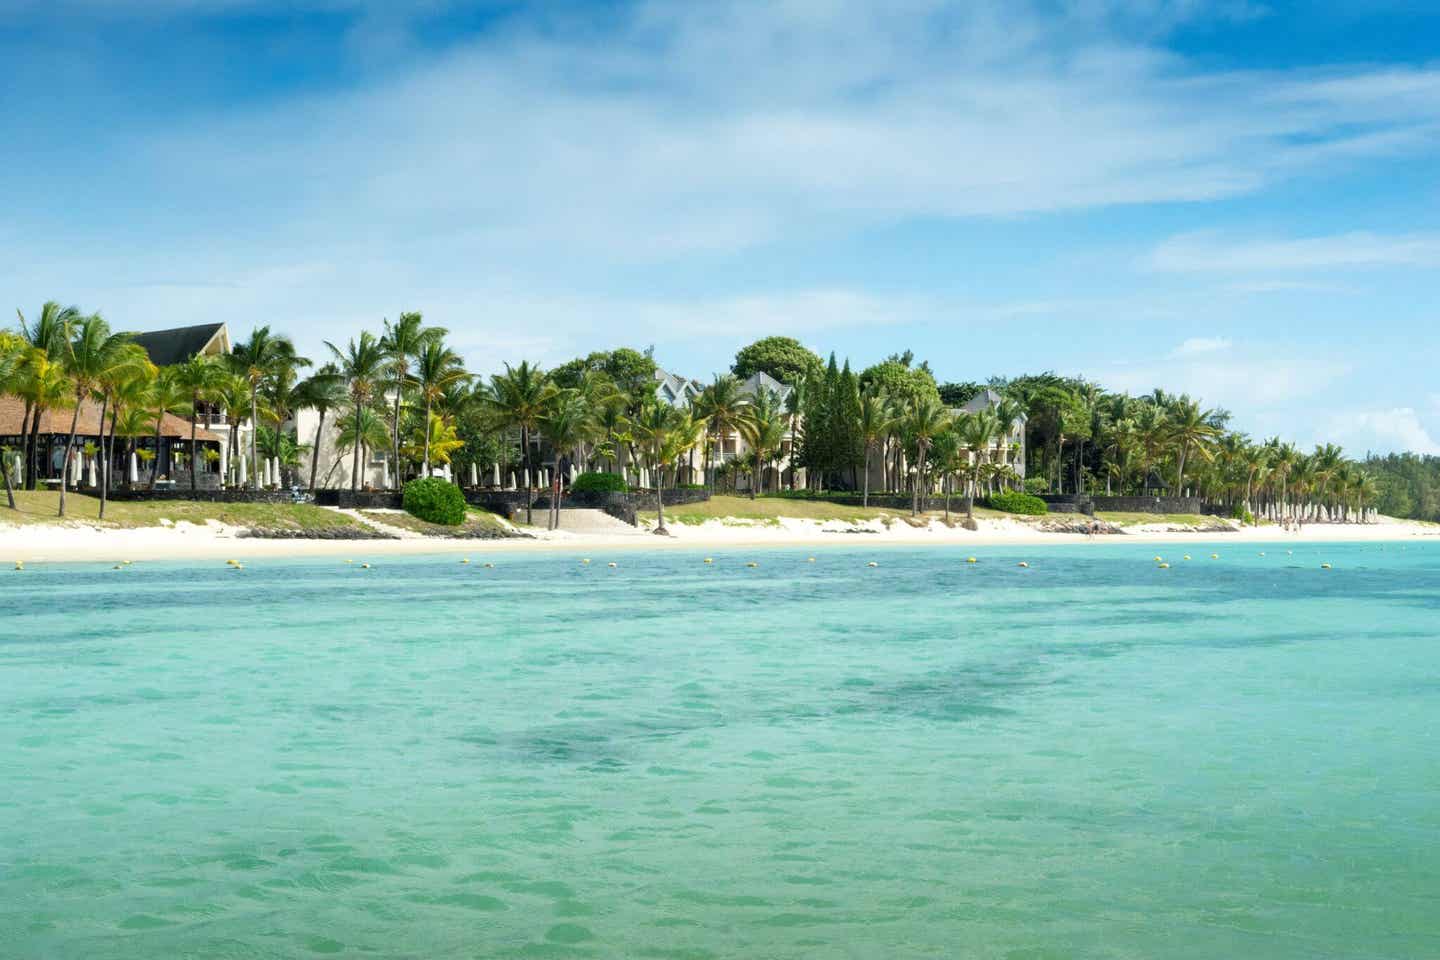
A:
903,395,950,516
630,401,699,534
381,312,444,489
293,365,347,491
57,315,132,517
693,375,748,492
145,368,189,489
1168,396,1219,496
0,337,25,507
537,391,592,529
857,389,891,508
334,404,390,477
1133,402,1168,495
172,354,225,492
96,347,154,516
480,361,556,525
325,332,388,493
413,340,468,477
959,410,999,517
234,326,309,491
15,301,80,488
738,386,785,500
783,378,806,491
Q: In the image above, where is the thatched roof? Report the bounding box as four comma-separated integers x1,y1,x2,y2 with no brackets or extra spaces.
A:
0,396,220,441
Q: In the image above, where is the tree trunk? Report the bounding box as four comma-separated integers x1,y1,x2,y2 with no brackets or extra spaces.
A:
149,414,164,488
655,456,666,532
250,387,261,491
18,401,32,489
422,396,432,477
351,404,362,493
310,409,326,491
98,395,112,519
1,446,16,509
862,443,871,508
190,395,200,493
58,398,83,517
392,388,403,491
26,406,43,490
522,425,533,525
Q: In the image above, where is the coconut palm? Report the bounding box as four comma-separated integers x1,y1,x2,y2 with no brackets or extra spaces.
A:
172,353,225,493
381,312,444,489
903,395,950,516
959,410,1000,517
96,347,155,515
234,326,309,491
15,301,80,488
1168,396,1219,496
738,386,786,499
325,332,388,493
293,365,347,491
693,374,749,492
630,401,700,534
481,362,556,525
537,392,592,529
334,404,390,475
783,378,806,491
0,337,25,507
857,389,892,508
57,315,134,517
413,340,468,477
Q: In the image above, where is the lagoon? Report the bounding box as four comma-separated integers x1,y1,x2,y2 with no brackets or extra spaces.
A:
2,543,1438,958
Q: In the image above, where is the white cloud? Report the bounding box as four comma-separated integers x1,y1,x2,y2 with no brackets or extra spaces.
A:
1148,231,1440,273
1172,336,1232,356
1101,340,1349,409
1327,408,1440,456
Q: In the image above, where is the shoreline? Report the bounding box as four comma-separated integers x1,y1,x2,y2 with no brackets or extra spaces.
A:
3,514,1435,563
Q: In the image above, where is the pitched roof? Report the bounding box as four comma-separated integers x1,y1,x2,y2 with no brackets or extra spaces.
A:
0,396,220,441
960,387,1027,421
740,371,791,401
653,368,701,407
126,323,227,367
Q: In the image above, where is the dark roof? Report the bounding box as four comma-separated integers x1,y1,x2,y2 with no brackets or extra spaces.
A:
0,396,220,441
127,323,226,367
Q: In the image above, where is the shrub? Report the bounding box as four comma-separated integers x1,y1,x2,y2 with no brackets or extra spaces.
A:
1023,477,1050,495
987,491,1048,515
571,471,628,494
1231,504,1255,525
403,477,466,526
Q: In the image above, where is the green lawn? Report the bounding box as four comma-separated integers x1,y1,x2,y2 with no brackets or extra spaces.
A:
1096,511,1226,527
639,494,1009,526
0,490,361,531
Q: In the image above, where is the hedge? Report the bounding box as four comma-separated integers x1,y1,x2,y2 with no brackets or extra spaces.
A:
986,491,1049,515
571,471,628,494
403,477,467,526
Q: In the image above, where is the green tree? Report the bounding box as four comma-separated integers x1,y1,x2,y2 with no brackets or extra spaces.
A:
234,326,309,491
325,332,388,493
172,354,225,493
414,340,468,477
381,312,445,486
481,361,557,525
731,336,823,385
15,301,80,488
293,364,347,491
57,315,135,517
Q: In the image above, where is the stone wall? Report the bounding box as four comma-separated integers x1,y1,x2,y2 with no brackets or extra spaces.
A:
108,487,308,504
1089,495,1206,515
314,490,404,510
468,488,711,526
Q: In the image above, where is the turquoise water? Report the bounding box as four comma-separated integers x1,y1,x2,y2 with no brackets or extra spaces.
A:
2,543,1438,959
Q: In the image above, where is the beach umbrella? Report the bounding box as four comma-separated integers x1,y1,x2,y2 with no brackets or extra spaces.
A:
69,450,81,486
469,462,478,487
128,452,139,484
271,457,281,487
237,455,247,485
492,463,501,487
87,456,97,489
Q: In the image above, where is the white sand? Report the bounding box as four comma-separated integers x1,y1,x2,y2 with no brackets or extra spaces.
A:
1,509,1435,564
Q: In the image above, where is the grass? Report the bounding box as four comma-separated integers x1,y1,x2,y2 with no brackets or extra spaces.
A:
0,490,361,531
359,508,511,538
639,494,1010,526
1096,511,1225,527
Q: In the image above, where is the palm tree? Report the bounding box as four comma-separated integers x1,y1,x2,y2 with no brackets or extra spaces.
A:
172,354,225,493
1240,443,1269,521
903,395,950,516
1168,396,1219,496
1133,402,1168,495
57,315,132,517
480,361,556,525
413,340,468,477
334,404,390,477
857,389,891,508
738,387,785,500
959,410,999,518
537,392,592,529
630,401,700,534
234,326,309,491
293,365,347,491
15,301,80,488
693,374,749,492
144,368,189,488
381,312,444,489
96,347,154,516
783,378,806,491
325,332,388,493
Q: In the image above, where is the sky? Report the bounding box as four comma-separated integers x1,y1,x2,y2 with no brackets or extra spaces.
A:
3,0,1439,455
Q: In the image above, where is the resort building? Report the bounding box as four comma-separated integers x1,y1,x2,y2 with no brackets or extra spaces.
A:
0,323,229,490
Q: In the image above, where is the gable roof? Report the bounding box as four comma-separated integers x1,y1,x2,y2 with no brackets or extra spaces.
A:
653,368,701,407
127,323,228,367
740,371,791,401
960,387,1027,422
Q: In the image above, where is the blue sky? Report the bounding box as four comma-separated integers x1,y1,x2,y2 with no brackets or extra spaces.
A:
4,1,1440,454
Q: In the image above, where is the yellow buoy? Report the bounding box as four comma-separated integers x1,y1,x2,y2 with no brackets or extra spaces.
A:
344,559,353,564
232,563,244,570
1017,562,1029,568
1158,562,1170,569
1258,552,1266,557
1154,556,1163,562
1211,553,1219,559
460,558,470,564
867,561,878,567
12,561,22,571
580,558,591,564
1321,563,1332,570
225,559,239,566
807,557,816,563
1183,555,1192,561
703,558,713,564
966,557,978,564
746,562,758,568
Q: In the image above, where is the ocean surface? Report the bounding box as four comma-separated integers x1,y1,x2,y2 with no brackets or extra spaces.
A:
2,542,1437,959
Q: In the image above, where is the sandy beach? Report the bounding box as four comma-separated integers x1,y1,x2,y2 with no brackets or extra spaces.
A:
3,511,1435,563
